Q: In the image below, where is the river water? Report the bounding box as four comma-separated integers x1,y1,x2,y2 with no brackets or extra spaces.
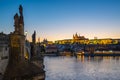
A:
44,56,120,80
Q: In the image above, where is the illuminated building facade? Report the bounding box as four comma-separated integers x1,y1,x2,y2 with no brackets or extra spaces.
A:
55,33,120,45
55,33,89,44
41,38,53,47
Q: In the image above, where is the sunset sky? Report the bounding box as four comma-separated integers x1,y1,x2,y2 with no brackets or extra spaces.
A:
0,0,120,42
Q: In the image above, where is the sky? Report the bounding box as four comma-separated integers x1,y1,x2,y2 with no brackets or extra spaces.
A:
0,0,120,42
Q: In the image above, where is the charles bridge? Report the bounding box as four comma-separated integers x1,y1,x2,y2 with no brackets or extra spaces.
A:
1,5,45,80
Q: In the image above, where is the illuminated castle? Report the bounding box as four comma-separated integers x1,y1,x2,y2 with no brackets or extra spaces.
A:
73,33,87,40
55,33,89,44
55,33,120,45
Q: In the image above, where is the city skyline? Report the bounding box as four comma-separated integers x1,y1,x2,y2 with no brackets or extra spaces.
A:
0,0,120,42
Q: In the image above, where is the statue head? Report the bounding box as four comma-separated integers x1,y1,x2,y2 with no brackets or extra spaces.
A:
19,5,23,15
14,13,18,19
32,31,36,43
14,13,19,26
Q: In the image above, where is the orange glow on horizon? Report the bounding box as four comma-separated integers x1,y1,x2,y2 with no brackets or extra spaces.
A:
26,33,120,42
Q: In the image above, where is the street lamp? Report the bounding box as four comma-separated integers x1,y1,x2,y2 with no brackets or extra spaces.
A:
25,31,27,40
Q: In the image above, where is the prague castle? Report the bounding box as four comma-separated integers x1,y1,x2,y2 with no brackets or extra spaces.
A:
55,33,89,44
73,33,87,40
55,33,120,45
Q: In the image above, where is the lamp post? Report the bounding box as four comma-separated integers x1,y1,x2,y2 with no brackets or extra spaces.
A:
25,31,27,40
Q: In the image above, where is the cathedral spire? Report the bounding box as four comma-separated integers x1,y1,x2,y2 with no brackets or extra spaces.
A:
79,34,80,38
73,34,74,39
75,32,78,37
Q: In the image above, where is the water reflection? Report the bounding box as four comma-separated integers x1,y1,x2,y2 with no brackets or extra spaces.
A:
44,56,120,80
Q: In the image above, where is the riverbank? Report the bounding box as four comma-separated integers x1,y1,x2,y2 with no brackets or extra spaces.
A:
43,52,120,57
84,53,120,57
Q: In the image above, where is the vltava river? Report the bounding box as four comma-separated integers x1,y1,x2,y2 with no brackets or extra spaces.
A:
44,56,120,80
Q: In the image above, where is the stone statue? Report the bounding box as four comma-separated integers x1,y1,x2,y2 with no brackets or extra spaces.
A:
19,5,23,16
13,5,24,34
32,31,36,44
19,5,24,25
14,13,19,32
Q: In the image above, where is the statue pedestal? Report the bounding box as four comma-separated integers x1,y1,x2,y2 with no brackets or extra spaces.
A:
3,56,45,80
